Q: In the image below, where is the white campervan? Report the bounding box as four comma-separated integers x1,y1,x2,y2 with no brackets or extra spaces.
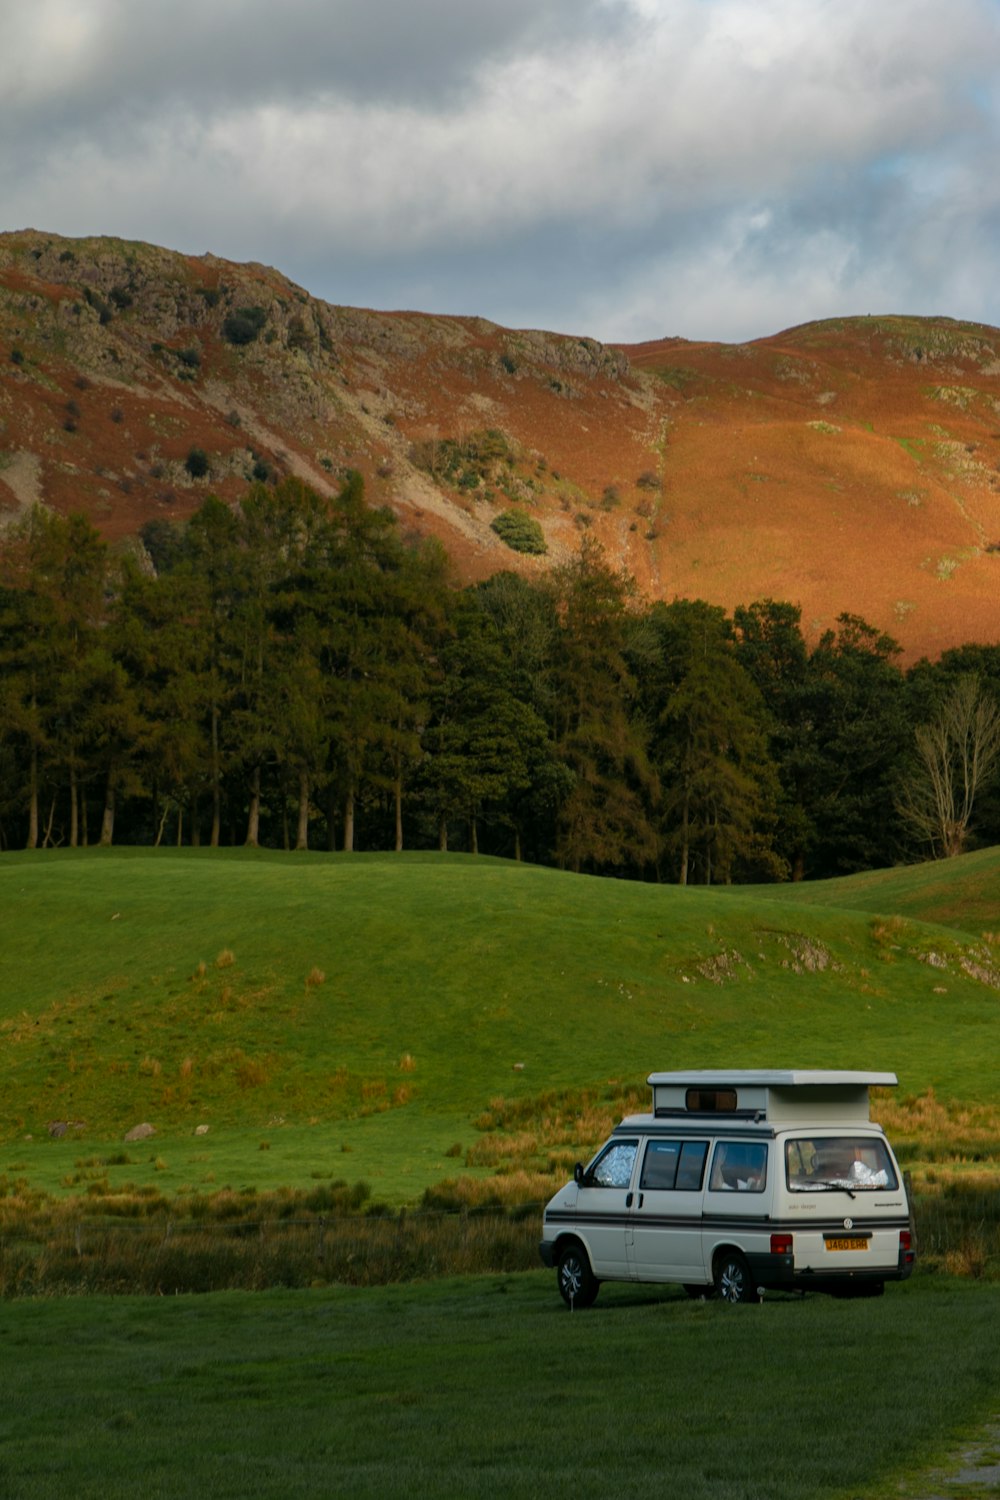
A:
540,1070,915,1306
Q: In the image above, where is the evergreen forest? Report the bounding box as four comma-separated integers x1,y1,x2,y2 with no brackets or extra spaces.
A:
3,475,1000,880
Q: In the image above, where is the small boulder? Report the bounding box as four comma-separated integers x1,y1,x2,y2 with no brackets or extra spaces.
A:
124,1122,156,1143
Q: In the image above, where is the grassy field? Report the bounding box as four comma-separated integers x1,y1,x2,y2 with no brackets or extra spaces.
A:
2,847,999,1499
0,1273,997,1500
1,846,999,1207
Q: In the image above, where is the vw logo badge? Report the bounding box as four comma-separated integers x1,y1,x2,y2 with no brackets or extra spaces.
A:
844,1217,853,1230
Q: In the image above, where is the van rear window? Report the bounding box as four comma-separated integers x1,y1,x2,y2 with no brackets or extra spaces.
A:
785,1137,898,1192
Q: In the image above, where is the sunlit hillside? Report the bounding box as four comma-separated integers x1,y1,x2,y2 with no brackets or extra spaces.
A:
4,231,1000,660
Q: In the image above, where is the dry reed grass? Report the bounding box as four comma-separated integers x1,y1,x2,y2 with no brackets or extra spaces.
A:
0,1158,997,1294
873,1087,1000,1160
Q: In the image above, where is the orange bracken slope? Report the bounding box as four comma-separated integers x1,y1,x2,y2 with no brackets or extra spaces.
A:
2,230,999,662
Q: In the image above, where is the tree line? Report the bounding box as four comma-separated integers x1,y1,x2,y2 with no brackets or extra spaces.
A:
2,476,999,879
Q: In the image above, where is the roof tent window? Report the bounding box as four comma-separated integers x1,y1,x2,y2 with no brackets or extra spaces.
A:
686,1088,738,1113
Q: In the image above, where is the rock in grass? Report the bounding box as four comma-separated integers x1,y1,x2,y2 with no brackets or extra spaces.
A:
124,1122,156,1143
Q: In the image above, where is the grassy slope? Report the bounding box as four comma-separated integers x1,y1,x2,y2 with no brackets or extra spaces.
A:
737,843,1000,932
2,847,999,1202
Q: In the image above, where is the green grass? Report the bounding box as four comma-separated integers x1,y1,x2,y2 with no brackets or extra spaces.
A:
736,844,1000,933
0,1273,997,1499
1,849,998,1497
2,846,1000,1202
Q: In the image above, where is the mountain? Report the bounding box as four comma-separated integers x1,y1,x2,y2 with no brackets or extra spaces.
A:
3,228,1000,661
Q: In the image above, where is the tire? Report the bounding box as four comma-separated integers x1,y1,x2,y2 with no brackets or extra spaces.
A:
714,1250,760,1305
556,1243,599,1309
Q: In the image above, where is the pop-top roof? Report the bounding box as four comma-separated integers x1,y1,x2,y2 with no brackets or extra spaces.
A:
646,1070,898,1088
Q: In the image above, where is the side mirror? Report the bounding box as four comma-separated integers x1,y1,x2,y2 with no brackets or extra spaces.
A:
573,1162,585,1185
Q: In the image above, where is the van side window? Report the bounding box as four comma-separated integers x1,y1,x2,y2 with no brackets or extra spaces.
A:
641,1141,680,1189
589,1140,638,1188
686,1089,737,1112
709,1141,767,1192
640,1140,708,1191
676,1140,708,1191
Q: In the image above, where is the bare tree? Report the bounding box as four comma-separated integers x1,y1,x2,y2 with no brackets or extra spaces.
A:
896,676,1000,857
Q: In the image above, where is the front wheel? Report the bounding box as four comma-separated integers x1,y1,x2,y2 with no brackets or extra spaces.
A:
557,1244,599,1309
714,1250,760,1305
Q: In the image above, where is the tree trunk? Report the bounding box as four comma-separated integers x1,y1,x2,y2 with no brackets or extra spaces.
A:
99,769,116,846
245,765,261,847
209,702,221,848
343,786,355,853
394,771,403,852
26,743,39,850
469,813,478,855
678,790,690,886
295,769,310,850
69,765,79,848
438,813,448,852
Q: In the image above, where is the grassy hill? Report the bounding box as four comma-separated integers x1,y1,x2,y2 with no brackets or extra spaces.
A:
737,843,1000,932
2,847,998,1205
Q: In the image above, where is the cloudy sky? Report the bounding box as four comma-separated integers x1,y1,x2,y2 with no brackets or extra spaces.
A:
3,0,1000,343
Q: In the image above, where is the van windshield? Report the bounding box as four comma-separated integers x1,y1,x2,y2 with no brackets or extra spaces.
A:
785,1136,898,1192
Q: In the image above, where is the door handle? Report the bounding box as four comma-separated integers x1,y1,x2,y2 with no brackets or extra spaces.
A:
625,1192,633,1207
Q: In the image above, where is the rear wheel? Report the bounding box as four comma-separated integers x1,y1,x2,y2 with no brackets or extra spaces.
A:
714,1250,760,1305
557,1244,599,1309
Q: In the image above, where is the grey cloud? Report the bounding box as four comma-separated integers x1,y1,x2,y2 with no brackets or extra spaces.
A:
3,0,1000,343
4,0,609,133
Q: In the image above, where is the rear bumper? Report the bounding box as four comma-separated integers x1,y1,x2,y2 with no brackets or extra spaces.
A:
747,1248,915,1292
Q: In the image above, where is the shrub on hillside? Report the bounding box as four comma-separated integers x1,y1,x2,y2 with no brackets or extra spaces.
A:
490,508,547,555
222,306,267,346
185,447,210,479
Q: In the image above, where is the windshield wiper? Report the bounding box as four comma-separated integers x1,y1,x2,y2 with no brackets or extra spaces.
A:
814,1180,857,1199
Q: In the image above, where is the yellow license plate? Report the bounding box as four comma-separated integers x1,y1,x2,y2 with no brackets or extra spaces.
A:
825,1237,868,1252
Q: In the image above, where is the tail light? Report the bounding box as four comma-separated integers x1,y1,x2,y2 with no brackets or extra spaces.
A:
770,1233,793,1255
899,1229,914,1264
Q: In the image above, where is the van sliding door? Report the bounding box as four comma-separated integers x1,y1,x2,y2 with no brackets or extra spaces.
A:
629,1139,708,1282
